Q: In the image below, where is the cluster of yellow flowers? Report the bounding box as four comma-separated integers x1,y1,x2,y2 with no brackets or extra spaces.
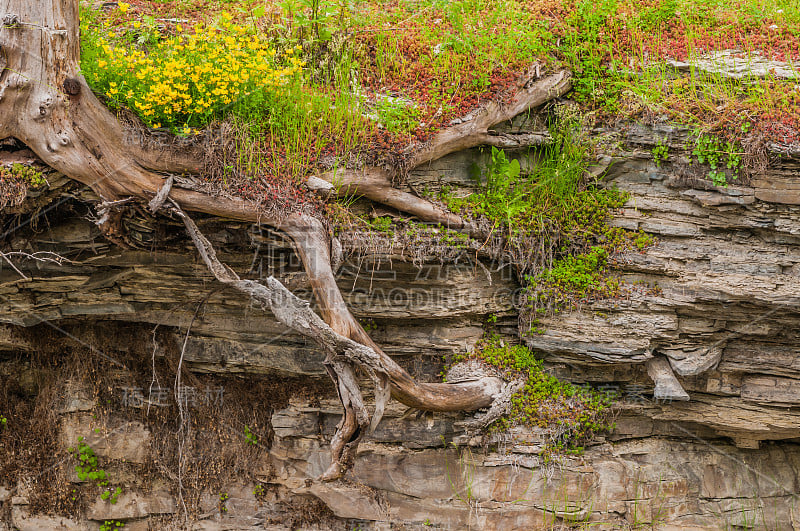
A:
83,13,305,133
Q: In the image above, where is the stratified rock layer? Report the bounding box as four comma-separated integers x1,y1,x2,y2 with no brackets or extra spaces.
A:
1,123,800,529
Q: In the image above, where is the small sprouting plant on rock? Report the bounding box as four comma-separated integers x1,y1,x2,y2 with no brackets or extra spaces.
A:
219,491,230,513
651,140,668,167
0,164,48,209
634,230,655,250
100,521,125,531
690,133,742,187
370,216,392,233
69,437,122,504
244,425,258,446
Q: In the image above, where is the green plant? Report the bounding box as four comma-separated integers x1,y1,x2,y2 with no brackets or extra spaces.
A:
463,146,525,233
634,230,656,251
8,164,47,187
438,117,643,332
0,163,48,208
374,97,421,133
219,491,230,513
691,133,742,187
244,425,258,446
370,216,392,233
446,335,615,455
278,0,338,44
652,140,669,167
253,483,266,498
69,437,122,504
539,474,595,527
0,415,6,428
100,521,125,531
443,442,478,511
524,245,623,324
360,318,378,332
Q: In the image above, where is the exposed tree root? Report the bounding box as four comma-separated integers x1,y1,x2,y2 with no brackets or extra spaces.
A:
169,203,504,478
307,71,572,228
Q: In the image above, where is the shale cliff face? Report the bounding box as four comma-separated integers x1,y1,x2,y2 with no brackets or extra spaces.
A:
1,124,800,530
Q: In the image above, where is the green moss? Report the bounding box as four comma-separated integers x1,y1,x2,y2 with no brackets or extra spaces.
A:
449,335,615,455
528,246,616,301
0,164,47,188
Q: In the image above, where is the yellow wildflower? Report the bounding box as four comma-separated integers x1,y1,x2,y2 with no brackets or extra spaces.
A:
118,2,130,13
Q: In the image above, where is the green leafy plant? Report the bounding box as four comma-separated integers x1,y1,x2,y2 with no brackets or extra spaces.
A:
278,0,337,43
360,318,378,332
219,491,230,513
634,231,656,250
0,415,6,428
374,97,422,133
652,140,669,167
438,117,646,334
244,425,258,446
465,146,525,233
526,246,620,321
100,521,125,531
69,437,122,504
370,216,393,233
691,133,742,187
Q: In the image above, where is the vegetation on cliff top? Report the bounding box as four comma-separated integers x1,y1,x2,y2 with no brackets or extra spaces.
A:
83,0,800,152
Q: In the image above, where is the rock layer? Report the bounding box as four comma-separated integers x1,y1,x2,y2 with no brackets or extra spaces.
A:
1,123,800,528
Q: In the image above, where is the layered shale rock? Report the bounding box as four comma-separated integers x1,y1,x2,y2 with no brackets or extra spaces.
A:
1,123,800,528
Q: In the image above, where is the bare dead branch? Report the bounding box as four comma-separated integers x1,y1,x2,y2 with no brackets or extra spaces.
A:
0,250,74,280
149,175,175,214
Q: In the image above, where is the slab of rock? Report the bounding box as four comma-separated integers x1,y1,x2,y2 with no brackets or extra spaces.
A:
86,490,175,520
667,51,798,79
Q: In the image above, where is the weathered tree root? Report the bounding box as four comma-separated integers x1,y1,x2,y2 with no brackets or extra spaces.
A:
169,203,501,479
307,71,572,230
446,360,526,433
